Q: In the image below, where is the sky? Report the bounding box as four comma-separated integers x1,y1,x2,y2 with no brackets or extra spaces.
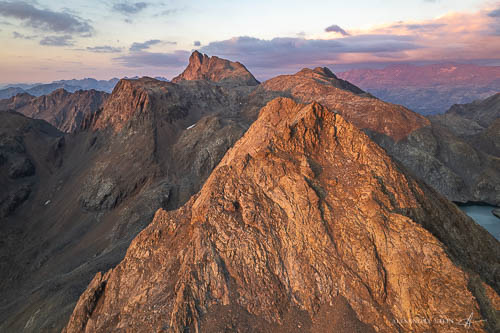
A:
0,0,500,83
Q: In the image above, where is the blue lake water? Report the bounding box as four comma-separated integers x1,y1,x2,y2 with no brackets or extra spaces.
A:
459,205,500,241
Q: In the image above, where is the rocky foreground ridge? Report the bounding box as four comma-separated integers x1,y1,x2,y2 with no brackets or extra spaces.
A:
64,98,500,332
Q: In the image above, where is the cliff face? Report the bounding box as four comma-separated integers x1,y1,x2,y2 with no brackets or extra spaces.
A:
0,88,108,132
64,98,500,333
172,51,260,86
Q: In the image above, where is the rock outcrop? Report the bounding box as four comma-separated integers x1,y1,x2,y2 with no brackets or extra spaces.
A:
0,89,108,132
172,51,259,86
64,98,500,333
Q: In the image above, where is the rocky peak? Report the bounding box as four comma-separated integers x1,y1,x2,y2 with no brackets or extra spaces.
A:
294,67,366,94
92,77,180,132
172,51,260,86
259,69,429,141
64,97,499,333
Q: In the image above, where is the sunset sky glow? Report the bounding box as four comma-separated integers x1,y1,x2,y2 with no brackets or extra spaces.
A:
1,0,500,83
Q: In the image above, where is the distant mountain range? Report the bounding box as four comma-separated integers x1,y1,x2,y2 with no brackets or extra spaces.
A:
338,63,500,114
0,77,169,99
2,64,499,116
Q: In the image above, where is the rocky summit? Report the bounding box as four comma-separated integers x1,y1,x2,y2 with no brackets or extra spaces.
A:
172,51,260,86
64,98,499,333
255,66,430,141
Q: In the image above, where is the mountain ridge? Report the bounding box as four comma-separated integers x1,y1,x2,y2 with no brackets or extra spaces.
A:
64,97,500,332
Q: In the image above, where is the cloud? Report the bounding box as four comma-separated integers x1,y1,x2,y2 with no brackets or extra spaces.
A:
12,31,36,39
489,7,500,17
0,1,92,35
86,45,122,53
200,35,420,69
130,39,162,52
40,35,73,46
325,24,350,36
114,50,190,68
194,40,201,46
390,23,446,32
113,2,149,14
159,8,177,15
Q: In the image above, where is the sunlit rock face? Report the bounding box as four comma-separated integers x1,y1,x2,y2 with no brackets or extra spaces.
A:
64,98,500,333
172,50,260,86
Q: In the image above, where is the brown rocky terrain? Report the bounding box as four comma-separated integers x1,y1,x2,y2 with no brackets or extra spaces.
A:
64,98,500,333
0,89,108,133
172,51,260,86
249,67,500,205
255,67,430,141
